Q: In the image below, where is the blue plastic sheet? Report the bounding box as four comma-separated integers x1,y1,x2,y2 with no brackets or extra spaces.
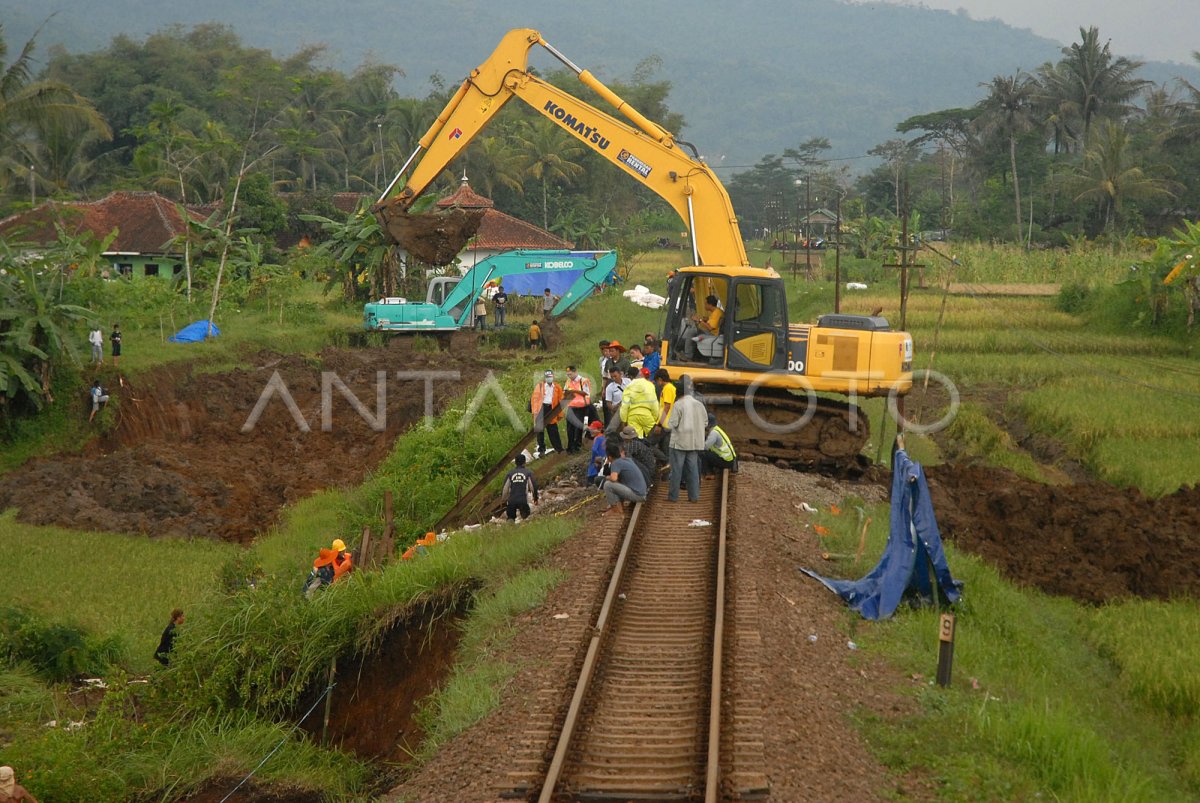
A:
168,320,221,343
799,449,962,620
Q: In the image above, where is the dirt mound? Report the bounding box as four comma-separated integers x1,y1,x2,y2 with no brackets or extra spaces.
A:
374,204,484,265
0,335,489,542
927,465,1200,603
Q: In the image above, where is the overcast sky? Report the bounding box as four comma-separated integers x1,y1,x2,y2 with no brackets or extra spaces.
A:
875,0,1197,65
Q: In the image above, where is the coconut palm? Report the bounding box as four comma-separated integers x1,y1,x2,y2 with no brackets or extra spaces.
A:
0,23,111,202
1063,120,1176,233
1054,27,1149,150
514,118,586,230
975,73,1039,244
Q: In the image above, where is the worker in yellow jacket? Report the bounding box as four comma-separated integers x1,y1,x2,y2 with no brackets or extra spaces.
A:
619,365,660,438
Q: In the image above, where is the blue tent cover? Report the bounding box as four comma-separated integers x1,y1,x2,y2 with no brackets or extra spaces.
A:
799,449,963,620
169,320,221,343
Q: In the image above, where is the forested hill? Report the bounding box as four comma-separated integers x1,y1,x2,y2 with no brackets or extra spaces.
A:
8,0,1199,166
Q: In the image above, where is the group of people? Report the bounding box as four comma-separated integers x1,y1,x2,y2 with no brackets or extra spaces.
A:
515,332,738,519
469,283,561,338
87,322,123,368
86,323,122,423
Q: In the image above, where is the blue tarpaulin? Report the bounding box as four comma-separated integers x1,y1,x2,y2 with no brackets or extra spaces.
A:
169,320,221,343
799,449,962,620
499,270,586,297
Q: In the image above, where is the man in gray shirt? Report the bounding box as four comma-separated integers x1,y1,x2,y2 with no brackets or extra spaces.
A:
602,440,648,514
666,375,707,502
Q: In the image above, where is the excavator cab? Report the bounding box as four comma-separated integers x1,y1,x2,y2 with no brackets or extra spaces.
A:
664,270,790,372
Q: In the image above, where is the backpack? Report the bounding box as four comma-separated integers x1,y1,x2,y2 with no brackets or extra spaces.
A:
302,562,336,598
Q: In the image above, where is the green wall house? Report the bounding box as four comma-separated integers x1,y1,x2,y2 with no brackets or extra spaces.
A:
0,191,204,280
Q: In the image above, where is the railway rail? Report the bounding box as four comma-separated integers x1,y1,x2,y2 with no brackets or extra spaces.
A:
515,471,766,802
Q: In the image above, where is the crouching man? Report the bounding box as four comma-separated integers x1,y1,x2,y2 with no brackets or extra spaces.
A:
600,440,647,516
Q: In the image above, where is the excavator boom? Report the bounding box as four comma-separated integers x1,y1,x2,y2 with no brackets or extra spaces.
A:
376,28,749,269
377,29,912,473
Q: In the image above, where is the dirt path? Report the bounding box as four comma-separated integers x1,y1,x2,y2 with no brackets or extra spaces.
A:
0,335,490,542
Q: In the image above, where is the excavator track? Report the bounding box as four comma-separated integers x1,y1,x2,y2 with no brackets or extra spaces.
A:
696,384,872,476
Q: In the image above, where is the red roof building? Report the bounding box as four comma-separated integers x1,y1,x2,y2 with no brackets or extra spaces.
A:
435,177,571,269
0,191,206,279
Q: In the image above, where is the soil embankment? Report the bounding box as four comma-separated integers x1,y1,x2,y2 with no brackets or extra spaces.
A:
929,464,1200,603
0,335,490,542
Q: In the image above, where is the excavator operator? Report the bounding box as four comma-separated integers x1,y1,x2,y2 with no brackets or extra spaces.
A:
681,294,723,361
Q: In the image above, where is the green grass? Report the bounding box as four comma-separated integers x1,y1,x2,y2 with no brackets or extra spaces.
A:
0,509,237,672
413,562,568,759
816,500,1200,801
940,402,1050,481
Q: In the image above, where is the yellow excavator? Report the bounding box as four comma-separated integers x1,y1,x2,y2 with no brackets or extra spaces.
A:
374,28,912,471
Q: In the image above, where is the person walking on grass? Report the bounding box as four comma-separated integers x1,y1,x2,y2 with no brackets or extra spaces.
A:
88,326,104,365
666,375,706,502
110,323,123,369
502,453,539,521
528,320,544,350
154,608,184,666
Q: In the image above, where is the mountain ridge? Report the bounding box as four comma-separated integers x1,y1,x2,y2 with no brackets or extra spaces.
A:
7,0,1198,169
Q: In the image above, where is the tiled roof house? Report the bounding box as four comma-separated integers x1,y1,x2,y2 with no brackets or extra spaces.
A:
0,191,206,279
435,176,572,270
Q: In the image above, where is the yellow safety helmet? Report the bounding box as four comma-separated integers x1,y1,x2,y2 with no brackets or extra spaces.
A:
331,538,346,552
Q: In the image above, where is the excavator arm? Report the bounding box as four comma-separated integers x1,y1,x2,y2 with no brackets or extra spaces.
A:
375,28,749,269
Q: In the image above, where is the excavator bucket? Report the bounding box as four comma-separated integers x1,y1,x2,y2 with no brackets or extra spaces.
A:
373,200,485,266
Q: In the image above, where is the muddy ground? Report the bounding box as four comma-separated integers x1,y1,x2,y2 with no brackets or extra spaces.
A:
0,334,493,542
929,464,1200,604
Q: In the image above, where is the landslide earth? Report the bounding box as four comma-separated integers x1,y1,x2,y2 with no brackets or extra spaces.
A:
0,336,490,542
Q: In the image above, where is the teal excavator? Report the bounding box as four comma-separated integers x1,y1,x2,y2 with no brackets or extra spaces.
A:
363,249,617,332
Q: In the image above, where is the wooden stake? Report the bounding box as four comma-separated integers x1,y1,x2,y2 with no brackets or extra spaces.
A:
855,517,872,563
321,657,337,744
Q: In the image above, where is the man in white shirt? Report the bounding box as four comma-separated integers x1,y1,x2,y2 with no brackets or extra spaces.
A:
88,327,104,365
603,365,629,428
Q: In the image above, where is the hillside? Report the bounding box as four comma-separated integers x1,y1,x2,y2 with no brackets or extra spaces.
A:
7,0,1200,168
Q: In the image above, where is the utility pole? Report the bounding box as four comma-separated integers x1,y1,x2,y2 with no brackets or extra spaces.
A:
792,178,802,279
834,193,842,314
804,176,813,281
30,165,36,207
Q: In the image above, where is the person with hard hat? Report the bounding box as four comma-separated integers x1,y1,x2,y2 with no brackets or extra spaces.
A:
305,538,353,596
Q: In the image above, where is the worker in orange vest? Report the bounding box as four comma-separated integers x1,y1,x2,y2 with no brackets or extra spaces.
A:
531,369,564,457
563,365,594,454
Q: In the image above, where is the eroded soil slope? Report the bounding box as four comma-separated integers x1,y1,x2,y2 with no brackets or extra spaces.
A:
929,464,1200,603
0,335,490,542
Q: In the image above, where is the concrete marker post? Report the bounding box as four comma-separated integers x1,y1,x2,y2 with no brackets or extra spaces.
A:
936,613,956,688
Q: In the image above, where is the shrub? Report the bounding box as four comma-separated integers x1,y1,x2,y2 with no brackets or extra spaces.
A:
0,606,124,682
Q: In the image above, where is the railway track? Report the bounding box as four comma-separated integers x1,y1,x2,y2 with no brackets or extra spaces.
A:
522,471,766,802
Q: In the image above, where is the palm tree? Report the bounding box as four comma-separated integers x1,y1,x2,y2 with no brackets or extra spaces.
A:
1063,120,1176,233
0,23,111,202
975,73,1039,244
1055,27,1150,150
514,118,586,230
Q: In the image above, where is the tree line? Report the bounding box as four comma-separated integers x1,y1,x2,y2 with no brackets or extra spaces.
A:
728,28,1200,248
